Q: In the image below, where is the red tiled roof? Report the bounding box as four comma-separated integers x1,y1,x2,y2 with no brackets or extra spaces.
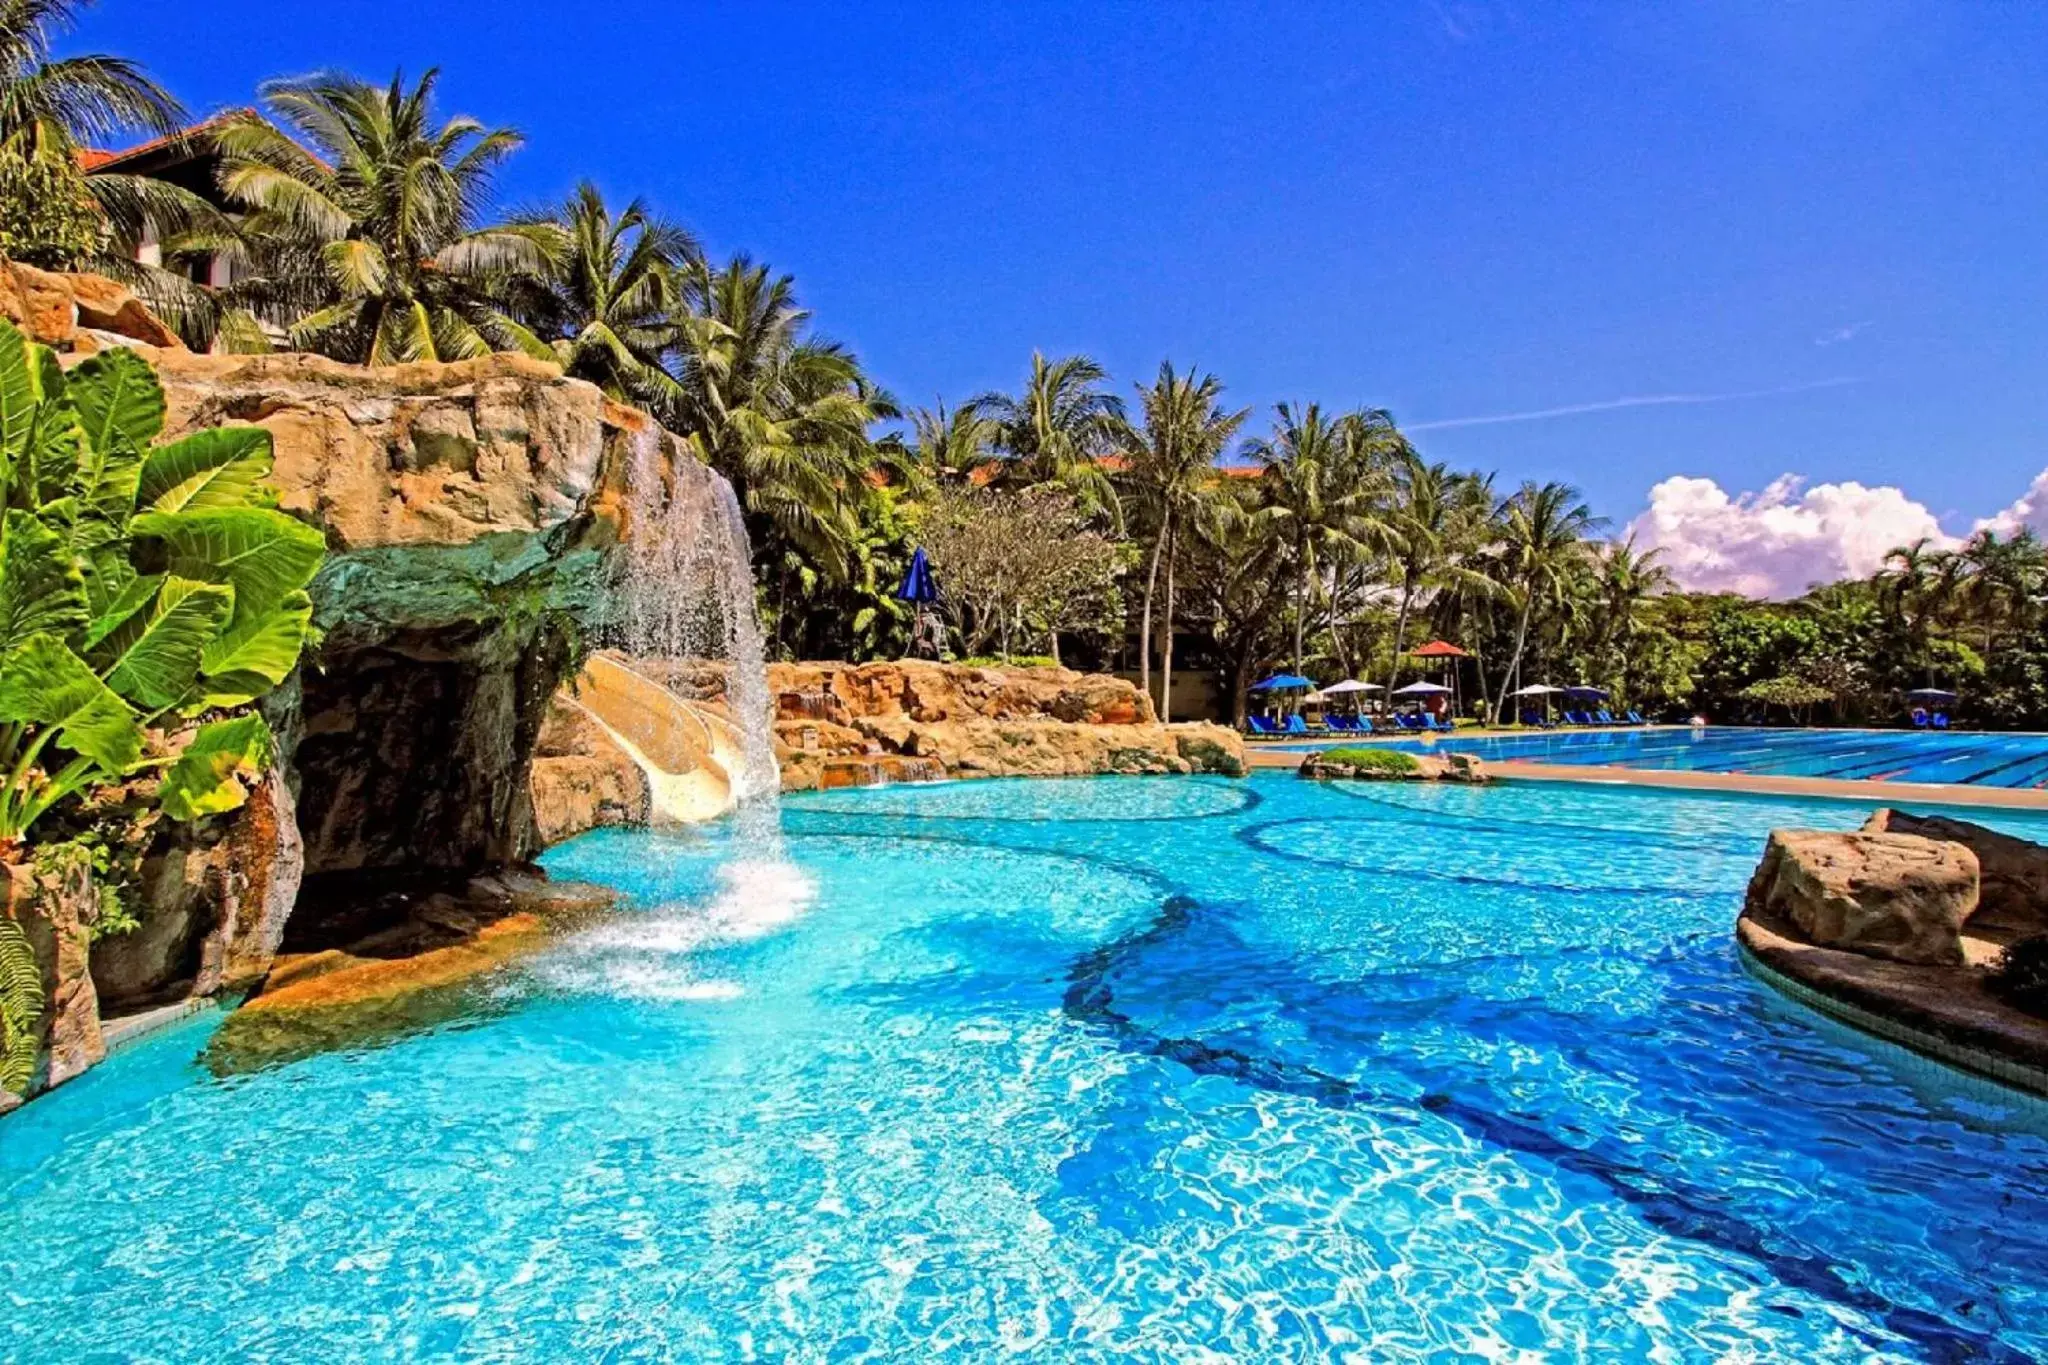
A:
74,109,257,173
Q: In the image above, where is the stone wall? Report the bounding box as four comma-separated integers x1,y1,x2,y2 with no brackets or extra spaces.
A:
768,661,1243,793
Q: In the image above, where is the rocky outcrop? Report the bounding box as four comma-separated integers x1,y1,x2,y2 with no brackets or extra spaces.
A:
529,699,652,845
91,770,305,1012
768,660,1156,726
1298,750,1491,783
765,660,1241,794
1744,830,1979,966
0,263,184,351
1863,808,2048,936
207,869,614,1075
2,852,107,1113
139,351,715,878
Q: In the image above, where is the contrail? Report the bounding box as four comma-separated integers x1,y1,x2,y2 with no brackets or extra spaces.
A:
1406,377,1861,432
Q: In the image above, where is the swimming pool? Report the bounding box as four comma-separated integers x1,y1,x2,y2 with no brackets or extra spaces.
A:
1280,724,2048,788
5,775,2047,1360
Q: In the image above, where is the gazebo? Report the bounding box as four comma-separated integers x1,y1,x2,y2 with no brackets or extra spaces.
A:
1408,640,1471,716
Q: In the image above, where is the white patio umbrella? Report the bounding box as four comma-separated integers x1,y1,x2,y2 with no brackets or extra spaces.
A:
1508,684,1563,696
1391,681,1452,695
1322,679,1383,694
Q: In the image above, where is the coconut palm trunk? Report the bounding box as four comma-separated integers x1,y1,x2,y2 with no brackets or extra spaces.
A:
1493,595,1534,724
1161,522,1177,724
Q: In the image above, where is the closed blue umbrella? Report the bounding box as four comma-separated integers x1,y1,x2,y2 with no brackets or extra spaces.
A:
895,547,938,604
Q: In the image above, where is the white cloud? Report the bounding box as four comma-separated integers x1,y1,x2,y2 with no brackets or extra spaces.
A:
1628,474,1956,599
1814,321,1872,347
1974,467,2048,538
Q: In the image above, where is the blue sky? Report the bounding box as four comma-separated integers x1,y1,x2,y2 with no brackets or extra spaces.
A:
90,1,2048,587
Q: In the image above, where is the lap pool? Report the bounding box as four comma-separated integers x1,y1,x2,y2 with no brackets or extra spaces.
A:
1279,724,2048,788
4,774,2047,1360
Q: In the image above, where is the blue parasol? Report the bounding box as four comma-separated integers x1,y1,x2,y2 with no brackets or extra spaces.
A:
1250,673,1315,691
895,547,938,604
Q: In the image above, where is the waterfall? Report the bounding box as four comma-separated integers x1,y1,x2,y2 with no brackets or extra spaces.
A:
604,428,782,816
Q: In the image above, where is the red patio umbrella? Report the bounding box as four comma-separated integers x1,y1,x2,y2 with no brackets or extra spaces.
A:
1408,641,1470,715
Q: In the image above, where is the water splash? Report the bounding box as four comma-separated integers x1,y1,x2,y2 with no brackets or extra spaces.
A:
605,428,782,818
559,428,816,997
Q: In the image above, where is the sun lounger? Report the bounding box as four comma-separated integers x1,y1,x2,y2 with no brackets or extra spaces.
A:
1625,710,1647,725
1247,715,1281,736
1595,709,1617,725
1909,708,1929,729
1425,714,1454,733
1284,714,1309,735
1932,712,1951,730
1326,714,1360,734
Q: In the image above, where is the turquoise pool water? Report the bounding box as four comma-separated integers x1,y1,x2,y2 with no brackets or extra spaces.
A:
5,774,2048,1361
1278,724,2048,788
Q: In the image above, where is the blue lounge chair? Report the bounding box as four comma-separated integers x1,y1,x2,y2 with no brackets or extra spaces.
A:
1353,716,1376,735
1909,708,1929,729
1425,714,1454,733
1519,709,1553,729
1284,714,1309,735
1329,714,1362,734
1397,713,1424,731
1565,711,1592,727
1625,710,1647,725
1932,712,1951,730
1247,715,1281,736
1595,708,1617,725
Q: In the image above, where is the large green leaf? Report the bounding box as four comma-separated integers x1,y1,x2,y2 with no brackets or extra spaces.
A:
158,713,271,821
0,321,36,497
0,508,87,657
128,507,325,620
137,427,274,513
67,347,165,462
103,576,235,709
197,588,311,706
79,572,161,653
0,633,142,773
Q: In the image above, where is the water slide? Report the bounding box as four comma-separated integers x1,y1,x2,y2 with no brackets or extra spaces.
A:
565,654,749,824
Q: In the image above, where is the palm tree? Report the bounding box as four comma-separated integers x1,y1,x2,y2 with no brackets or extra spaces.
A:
972,352,1127,521
1379,458,1496,697
0,0,182,154
512,181,698,409
1488,480,1604,722
1125,362,1247,719
1589,535,1673,696
1243,404,1398,675
670,254,891,577
215,68,555,364
0,0,238,334
906,400,996,485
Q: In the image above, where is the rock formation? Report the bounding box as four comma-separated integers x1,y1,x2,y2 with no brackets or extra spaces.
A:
1297,750,1491,783
1744,829,1979,966
1863,808,2048,936
0,262,184,352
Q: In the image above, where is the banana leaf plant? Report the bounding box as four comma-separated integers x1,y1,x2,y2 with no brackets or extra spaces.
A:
0,319,326,848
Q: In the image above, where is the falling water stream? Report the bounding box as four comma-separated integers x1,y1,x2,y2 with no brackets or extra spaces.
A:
550,429,814,1000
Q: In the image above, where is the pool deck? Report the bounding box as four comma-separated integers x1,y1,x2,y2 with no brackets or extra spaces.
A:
1242,743,2048,810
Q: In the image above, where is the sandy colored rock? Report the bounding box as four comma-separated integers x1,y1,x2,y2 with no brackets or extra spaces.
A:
0,265,185,349
1864,808,2048,936
93,769,305,1012
767,660,1158,726
2,854,107,1110
1744,829,1979,966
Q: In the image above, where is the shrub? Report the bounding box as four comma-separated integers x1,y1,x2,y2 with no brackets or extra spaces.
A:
1990,935,2048,1018
0,318,325,846
1318,747,1420,776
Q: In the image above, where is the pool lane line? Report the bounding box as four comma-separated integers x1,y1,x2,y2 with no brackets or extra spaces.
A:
1061,894,2030,1364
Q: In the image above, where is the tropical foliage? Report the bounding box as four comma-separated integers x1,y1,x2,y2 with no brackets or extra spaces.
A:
0,319,322,844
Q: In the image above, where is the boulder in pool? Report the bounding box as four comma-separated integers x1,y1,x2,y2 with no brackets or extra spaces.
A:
1863,808,2048,936
1745,829,1978,966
